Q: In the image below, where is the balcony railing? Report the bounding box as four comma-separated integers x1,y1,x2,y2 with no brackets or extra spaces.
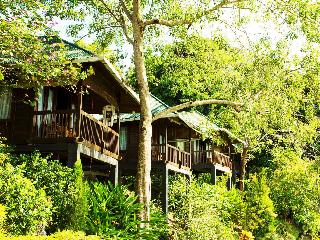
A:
32,110,119,158
79,110,119,158
33,110,77,138
151,144,191,169
193,150,232,169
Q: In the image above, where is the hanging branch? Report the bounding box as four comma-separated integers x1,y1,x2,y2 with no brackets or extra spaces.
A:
143,0,245,28
152,99,242,122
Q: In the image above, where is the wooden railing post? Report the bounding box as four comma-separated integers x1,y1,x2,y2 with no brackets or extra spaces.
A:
117,109,120,156
100,124,105,153
165,144,168,163
75,83,83,138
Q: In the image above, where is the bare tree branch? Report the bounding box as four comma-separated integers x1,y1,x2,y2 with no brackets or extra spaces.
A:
97,0,123,23
119,12,134,44
74,25,122,42
120,0,133,22
97,0,134,44
152,99,242,122
143,0,244,28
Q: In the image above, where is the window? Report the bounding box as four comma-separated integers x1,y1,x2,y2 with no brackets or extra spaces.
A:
120,127,128,151
0,90,12,120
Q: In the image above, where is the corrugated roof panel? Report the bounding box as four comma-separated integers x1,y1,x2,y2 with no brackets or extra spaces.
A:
120,95,221,134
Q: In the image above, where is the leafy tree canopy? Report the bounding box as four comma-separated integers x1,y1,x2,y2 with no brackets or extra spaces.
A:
144,35,320,155
0,1,85,90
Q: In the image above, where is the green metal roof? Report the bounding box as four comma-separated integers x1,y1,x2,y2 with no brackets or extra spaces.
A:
0,37,95,64
62,39,95,60
121,95,220,134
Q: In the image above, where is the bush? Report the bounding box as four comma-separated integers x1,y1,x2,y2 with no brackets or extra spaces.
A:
269,148,320,237
70,160,88,231
0,230,101,239
169,175,239,239
243,174,277,238
8,152,85,233
86,181,140,238
86,181,167,239
0,204,6,236
169,174,280,239
0,164,52,235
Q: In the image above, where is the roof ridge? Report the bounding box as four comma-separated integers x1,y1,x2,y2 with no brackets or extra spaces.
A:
150,94,171,109
61,39,97,57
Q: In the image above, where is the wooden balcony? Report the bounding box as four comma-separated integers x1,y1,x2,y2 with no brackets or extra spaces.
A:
193,150,232,169
151,144,191,170
32,110,119,159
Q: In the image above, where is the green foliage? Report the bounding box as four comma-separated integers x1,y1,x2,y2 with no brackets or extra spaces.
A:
272,219,301,240
8,152,83,233
0,142,87,235
243,174,277,238
144,35,320,152
0,164,52,235
86,181,167,239
0,139,10,165
86,181,141,238
0,204,6,236
169,175,239,239
70,160,89,231
1,230,101,239
169,174,281,239
0,1,85,89
269,148,320,237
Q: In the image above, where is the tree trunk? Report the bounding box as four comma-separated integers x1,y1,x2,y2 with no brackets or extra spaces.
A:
132,0,153,224
239,143,249,191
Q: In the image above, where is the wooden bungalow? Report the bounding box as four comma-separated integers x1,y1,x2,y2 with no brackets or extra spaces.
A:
119,95,237,213
0,41,140,183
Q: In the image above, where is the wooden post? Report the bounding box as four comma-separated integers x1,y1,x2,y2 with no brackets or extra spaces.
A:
189,128,192,168
75,82,83,138
165,124,168,162
118,167,122,185
227,175,232,190
117,109,120,156
111,163,119,186
67,143,80,167
210,165,217,185
162,164,169,214
100,125,105,152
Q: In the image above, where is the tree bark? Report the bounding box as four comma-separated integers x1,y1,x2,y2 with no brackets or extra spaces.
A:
132,0,153,224
239,142,249,191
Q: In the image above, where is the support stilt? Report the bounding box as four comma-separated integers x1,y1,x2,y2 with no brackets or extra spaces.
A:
210,165,217,185
67,143,80,167
162,164,169,214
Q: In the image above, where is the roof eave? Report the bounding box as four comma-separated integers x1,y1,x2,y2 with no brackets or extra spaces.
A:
102,57,140,106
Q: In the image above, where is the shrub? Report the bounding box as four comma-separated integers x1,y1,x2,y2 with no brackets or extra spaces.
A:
0,204,6,236
86,181,167,239
0,230,101,239
243,174,277,238
86,181,141,238
269,148,320,237
0,139,10,165
8,152,84,233
169,175,238,239
0,164,52,235
69,160,88,231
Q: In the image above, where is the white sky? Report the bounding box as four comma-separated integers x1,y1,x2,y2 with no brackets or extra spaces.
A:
52,7,306,70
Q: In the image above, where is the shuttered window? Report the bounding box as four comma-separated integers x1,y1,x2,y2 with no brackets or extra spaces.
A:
0,91,12,120
120,127,128,151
